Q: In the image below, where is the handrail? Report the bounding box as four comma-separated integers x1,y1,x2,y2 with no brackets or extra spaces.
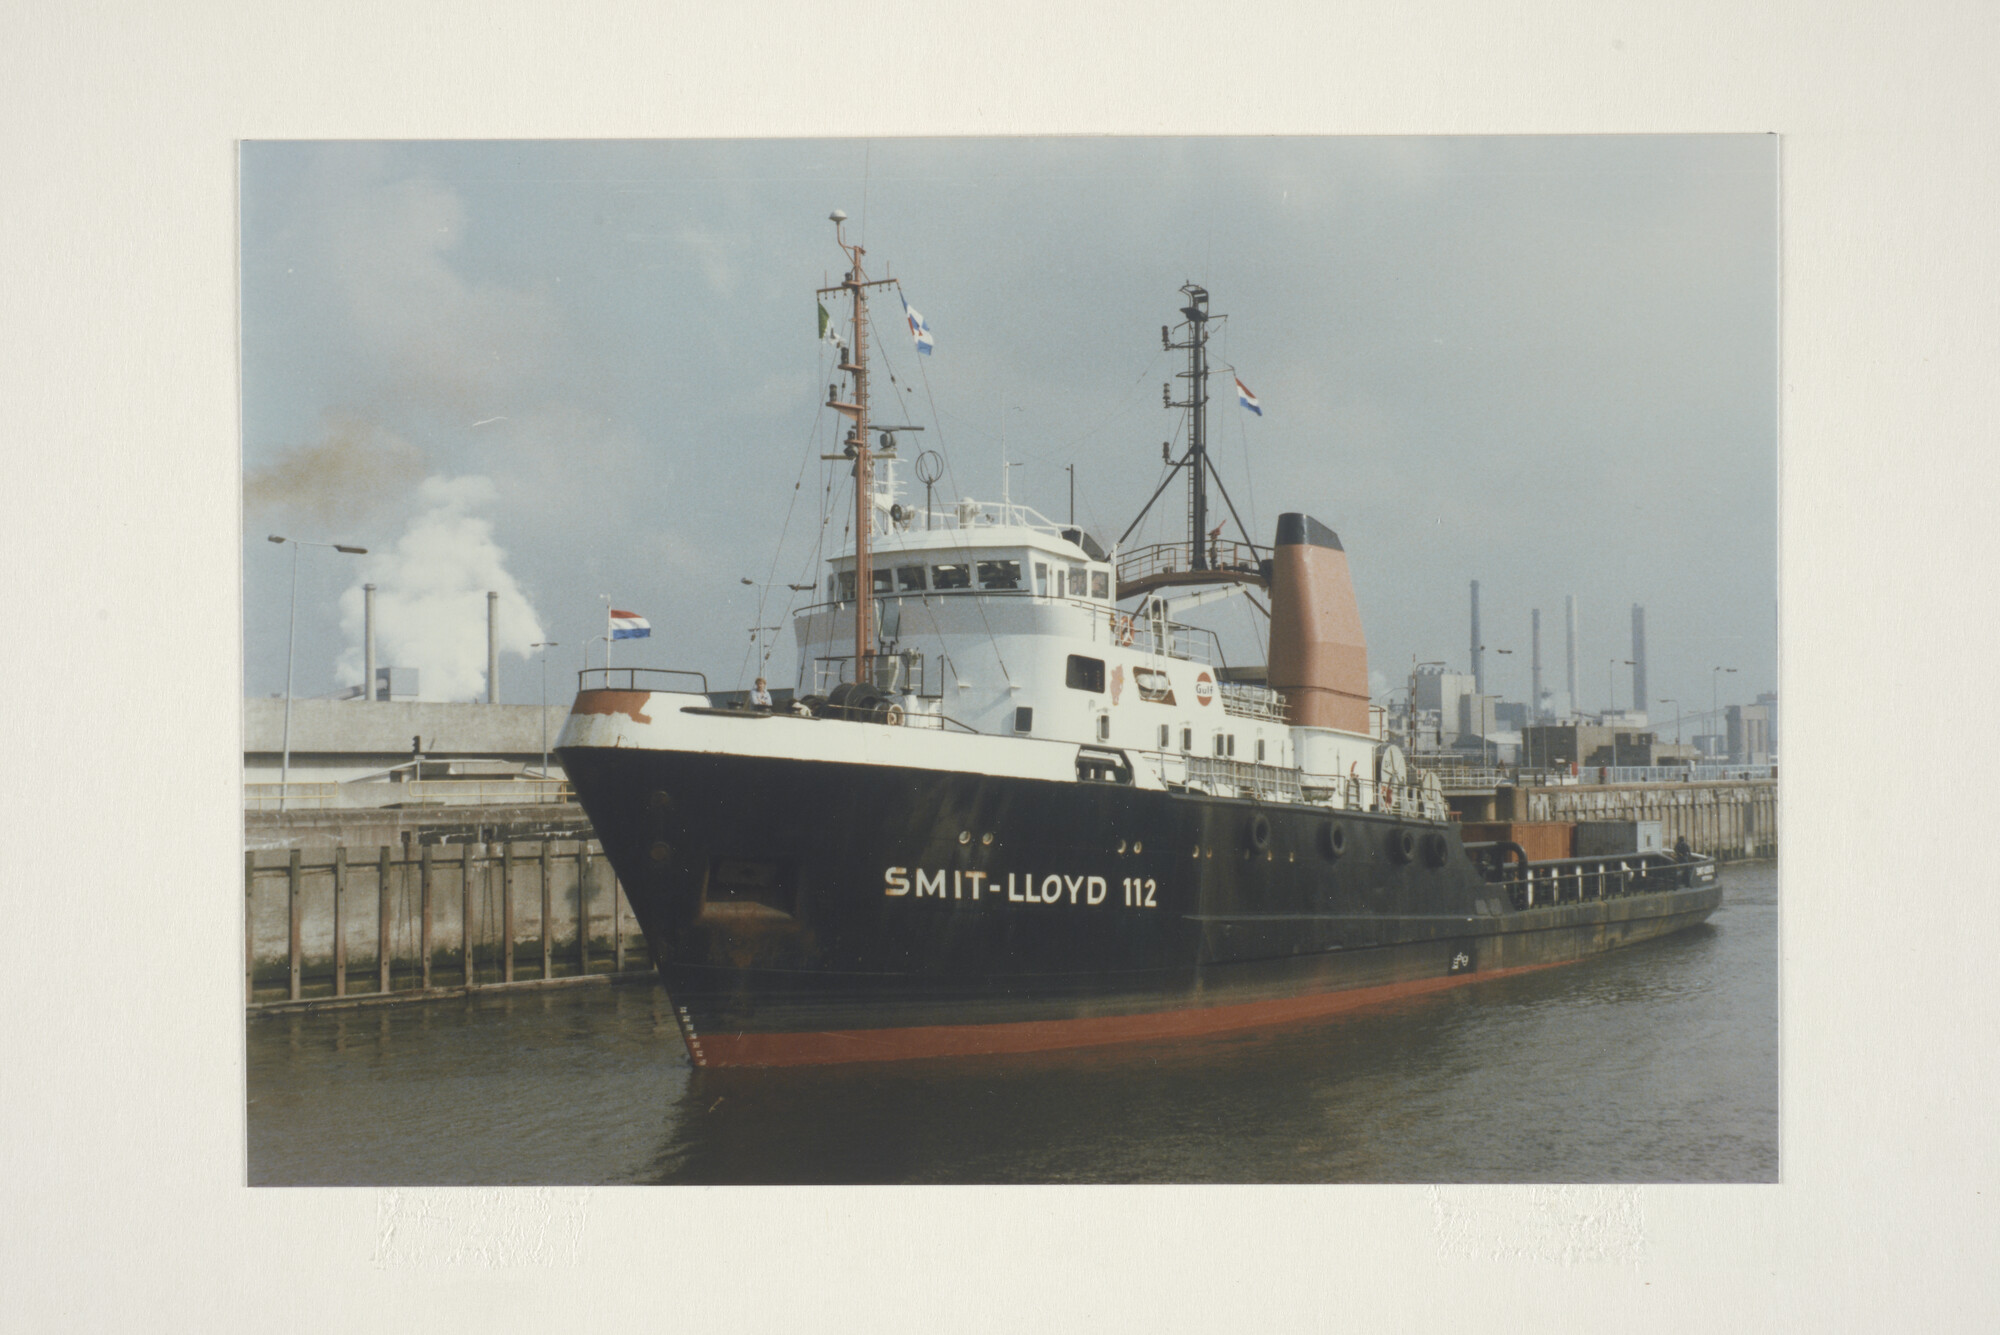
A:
577,667,709,693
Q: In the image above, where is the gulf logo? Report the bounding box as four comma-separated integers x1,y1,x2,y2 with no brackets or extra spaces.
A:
1194,672,1215,705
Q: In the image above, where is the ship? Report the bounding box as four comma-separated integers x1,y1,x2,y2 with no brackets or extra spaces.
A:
555,212,1722,1067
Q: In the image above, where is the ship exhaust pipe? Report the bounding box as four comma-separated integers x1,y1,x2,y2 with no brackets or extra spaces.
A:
1266,513,1370,733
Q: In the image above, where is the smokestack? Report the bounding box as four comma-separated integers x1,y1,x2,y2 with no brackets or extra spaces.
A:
487,590,499,704
363,583,377,703
1565,595,1579,718
1469,580,1483,693
1631,604,1648,716
1531,608,1543,721
1267,513,1370,732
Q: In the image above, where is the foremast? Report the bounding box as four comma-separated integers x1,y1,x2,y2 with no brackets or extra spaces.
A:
819,209,901,681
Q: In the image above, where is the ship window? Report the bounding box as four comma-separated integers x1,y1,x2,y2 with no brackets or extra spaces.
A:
896,565,926,592
835,570,856,601
1066,654,1105,693
1034,562,1049,596
1096,714,1111,741
1158,724,1170,748
1256,739,1266,762
1228,734,1237,757
1014,706,1033,734
1214,734,1227,756
1091,570,1110,600
978,559,1022,590
1067,566,1086,597
872,568,894,595
931,562,971,590
1181,727,1192,752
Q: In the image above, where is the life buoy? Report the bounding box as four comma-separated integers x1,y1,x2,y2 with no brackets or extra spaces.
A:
1115,614,1135,647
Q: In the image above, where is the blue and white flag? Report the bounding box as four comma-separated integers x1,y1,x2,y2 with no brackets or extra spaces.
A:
900,293,934,355
1234,376,1262,416
609,610,651,640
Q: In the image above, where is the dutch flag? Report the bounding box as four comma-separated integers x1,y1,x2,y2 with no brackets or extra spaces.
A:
901,293,934,355
1235,376,1262,416
609,610,651,640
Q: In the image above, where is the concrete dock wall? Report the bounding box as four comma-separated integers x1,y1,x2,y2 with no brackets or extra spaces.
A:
1508,779,1777,860
244,839,647,1008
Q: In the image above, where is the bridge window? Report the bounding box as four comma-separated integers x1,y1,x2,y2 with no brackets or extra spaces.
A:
978,559,1022,590
835,570,856,601
1034,562,1049,596
1091,569,1110,600
1067,566,1086,597
896,565,926,592
1066,654,1105,693
932,562,971,590
872,568,893,595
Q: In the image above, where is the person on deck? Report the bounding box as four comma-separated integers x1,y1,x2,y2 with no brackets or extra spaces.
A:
751,678,773,709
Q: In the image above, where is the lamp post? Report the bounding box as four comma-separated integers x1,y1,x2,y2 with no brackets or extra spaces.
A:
1711,666,1738,761
1658,698,1681,744
267,535,367,811
532,641,559,778
1607,658,1633,716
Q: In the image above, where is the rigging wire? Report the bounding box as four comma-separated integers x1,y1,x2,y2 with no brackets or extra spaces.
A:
737,353,833,689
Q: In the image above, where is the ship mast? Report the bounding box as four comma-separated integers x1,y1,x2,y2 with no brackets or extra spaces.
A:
820,210,899,682
1164,283,1212,569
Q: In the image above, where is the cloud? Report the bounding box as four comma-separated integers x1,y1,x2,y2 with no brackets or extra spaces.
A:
335,475,546,701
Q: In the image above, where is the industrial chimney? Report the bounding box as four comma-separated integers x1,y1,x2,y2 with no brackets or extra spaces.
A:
1531,608,1543,721
1266,513,1370,733
487,590,499,704
1565,595,1579,719
1631,604,1648,718
1469,580,1483,694
363,583,377,703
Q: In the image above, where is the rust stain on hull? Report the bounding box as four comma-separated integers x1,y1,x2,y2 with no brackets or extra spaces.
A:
570,689,653,725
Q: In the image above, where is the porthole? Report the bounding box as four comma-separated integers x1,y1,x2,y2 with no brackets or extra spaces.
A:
958,830,971,845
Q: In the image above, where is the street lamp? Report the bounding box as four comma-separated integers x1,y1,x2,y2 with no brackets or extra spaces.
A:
267,535,367,811
1479,645,1514,771
1711,666,1738,760
1658,698,1681,744
1607,658,1634,716
532,641,559,778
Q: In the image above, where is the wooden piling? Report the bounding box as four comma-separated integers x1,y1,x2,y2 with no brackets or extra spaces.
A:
244,851,256,1005
541,841,553,981
287,848,302,1002
577,842,591,976
462,845,477,989
377,845,393,994
502,843,516,984
333,846,348,998
420,844,434,992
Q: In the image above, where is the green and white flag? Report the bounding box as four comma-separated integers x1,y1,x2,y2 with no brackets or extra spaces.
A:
818,300,840,344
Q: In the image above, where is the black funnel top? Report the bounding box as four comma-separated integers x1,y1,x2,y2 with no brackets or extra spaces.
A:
1275,513,1342,550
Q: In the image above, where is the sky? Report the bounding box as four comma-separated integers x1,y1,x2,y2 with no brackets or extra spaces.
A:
241,136,1777,731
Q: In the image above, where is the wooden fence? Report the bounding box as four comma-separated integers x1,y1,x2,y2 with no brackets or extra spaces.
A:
244,840,649,1008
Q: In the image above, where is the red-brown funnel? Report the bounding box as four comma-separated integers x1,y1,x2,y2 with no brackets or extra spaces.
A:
1266,513,1370,732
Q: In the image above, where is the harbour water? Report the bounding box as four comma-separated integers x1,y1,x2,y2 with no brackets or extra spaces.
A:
246,862,1775,1184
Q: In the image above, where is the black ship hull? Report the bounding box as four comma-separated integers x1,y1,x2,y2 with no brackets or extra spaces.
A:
560,736,1720,1067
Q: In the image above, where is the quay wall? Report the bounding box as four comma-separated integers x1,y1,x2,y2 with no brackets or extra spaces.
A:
244,838,649,1008
1503,779,1777,860
246,802,594,853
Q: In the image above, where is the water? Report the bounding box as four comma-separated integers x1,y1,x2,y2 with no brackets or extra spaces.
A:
246,862,1776,1184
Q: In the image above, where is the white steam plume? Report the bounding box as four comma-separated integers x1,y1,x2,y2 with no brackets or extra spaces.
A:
336,475,545,701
